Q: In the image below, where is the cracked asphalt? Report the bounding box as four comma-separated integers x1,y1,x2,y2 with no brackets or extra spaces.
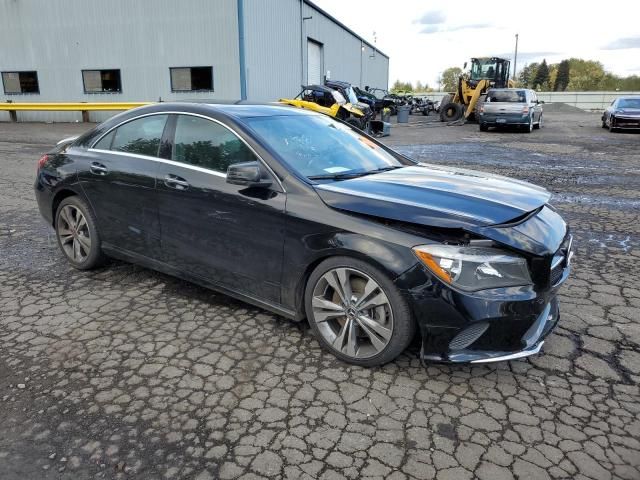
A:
1,109,639,479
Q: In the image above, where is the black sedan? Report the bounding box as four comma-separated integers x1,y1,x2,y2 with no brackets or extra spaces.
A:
35,102,572,366
602,96,640,132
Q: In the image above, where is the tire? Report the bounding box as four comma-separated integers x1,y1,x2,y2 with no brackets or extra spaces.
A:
479,123,489,132
304,256,416,367
346,117,363,130
473,94,487,122
609,116,617,132
422,109,429,116
440,102,464,122
438,95,452,121
55,195,105,270
522,115,534,133
601,116,607,128
534,114,542,129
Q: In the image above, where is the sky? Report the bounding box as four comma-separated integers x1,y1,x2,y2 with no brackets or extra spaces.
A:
313,0,640,88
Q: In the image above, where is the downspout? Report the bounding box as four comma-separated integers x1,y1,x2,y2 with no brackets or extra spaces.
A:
237,0,247,100
300,0,305,85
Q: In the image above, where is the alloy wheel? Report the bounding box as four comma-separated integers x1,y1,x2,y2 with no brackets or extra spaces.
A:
57,205,92,263
311,267,394,359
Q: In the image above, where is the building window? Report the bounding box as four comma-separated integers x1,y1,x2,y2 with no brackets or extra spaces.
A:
170,67,214,92
1,71,40,94
82,69,122,93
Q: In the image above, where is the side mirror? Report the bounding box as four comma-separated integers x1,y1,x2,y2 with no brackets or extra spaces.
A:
226,161,272,188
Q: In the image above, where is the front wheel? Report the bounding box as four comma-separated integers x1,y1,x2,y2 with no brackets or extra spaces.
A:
609,116,617,132
479,123,489,132
345,117,364,130
305,257,415,367
55,196,105,270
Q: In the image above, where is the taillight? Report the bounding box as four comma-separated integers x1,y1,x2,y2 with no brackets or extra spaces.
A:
480,105,484,113
37,154,49,171
522,106,529,114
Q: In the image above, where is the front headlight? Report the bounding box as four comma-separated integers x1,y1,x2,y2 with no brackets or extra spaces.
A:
413,244,532,291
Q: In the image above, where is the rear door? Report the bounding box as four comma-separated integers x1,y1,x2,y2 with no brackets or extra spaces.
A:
80,114,168,258
155,113,286,303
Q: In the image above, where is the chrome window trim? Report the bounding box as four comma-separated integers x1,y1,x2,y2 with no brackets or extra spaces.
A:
88,110,285,191
88,148,227,178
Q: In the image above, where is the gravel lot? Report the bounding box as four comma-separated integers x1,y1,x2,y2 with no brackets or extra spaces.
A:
1,109,639,480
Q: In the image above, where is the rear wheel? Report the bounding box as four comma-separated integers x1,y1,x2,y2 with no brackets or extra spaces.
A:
55,196,105,270
305,257,415,367
534,114,542,129
522,115,534,133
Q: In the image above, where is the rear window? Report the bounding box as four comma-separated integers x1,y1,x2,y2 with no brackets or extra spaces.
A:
487,90,527,103
617,98,640,109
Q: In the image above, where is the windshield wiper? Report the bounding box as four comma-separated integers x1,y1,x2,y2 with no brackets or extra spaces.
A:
308,165,404,181
307,171,370,180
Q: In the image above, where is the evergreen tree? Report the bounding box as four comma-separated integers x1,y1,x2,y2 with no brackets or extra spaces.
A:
554,60,570,91
532,59,550,90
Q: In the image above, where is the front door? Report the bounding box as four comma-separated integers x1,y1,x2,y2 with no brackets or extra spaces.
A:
156,114,286,303
78,114,168,258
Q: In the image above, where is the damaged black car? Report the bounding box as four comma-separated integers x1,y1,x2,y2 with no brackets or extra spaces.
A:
35,103,572,367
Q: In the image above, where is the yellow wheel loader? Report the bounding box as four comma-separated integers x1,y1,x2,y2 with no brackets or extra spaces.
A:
440,57,515,123
279,84,368,129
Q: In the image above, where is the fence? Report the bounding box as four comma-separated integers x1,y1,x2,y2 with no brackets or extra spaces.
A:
414,91,639,111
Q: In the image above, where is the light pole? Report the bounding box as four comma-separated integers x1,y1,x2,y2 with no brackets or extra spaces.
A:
513,33,519,81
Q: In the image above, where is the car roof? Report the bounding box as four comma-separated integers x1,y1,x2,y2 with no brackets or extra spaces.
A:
140,101,318,119
487,88,528,91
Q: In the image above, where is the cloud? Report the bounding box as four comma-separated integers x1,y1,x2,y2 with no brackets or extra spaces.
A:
414,10,446,25
419,22,493,35
603,36,640,50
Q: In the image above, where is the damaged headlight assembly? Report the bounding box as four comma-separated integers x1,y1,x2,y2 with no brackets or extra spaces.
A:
413,244,532,291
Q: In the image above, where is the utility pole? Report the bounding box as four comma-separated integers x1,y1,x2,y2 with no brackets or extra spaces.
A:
513,33,519,81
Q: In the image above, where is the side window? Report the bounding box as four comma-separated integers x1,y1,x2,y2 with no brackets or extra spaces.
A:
172,115,258,173
110,115,168,157
94,130,115,150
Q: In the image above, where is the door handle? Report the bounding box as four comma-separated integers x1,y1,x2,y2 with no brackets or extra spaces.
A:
164,174,190,190
90,162,108,175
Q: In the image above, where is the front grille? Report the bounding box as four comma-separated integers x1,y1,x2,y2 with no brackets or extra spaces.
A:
549,234,572,287
550,263,564,285
449,322,489,350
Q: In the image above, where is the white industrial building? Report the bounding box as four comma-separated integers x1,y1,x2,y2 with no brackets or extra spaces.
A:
0,0,389,122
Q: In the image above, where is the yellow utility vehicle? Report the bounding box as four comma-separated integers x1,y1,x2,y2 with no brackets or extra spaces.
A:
279,84,368,129
440,57,515,122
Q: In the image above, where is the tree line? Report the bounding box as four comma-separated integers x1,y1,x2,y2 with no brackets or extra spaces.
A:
518,58,640,91
396,59,640,93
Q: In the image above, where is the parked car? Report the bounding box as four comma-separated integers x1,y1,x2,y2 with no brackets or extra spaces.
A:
478,88,543,132
354,86,383,112
602,96,640,132
35,102,572,366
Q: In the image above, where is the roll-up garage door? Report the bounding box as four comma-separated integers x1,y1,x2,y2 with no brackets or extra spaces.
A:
307,40,322,85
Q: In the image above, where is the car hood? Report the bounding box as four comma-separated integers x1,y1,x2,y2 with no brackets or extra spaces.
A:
315,164,565,255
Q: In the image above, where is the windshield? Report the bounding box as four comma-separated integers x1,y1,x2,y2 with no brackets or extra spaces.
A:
245,114,403,179
346,86,359,104
617,98,640,109
470,59,498,81
487,90,527,103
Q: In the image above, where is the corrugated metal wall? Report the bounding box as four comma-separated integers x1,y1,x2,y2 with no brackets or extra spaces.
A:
0,0,390,120
243,0,302,102
0,0,241,122
302,2,388,92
